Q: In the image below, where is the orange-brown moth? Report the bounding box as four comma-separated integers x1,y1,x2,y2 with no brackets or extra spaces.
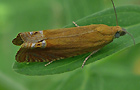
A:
12,0,135,68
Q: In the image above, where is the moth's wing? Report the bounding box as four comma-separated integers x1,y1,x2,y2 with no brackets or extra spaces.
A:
16,48,66,62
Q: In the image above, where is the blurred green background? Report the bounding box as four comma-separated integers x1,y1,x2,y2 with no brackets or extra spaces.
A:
0,0,140,90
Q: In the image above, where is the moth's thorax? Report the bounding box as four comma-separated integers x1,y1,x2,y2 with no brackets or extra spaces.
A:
111,26,126,38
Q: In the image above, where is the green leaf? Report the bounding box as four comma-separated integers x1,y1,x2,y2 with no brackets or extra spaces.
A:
13,5,140,76
47,43,140,90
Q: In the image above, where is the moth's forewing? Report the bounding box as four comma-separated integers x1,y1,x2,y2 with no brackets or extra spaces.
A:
14,24,122,62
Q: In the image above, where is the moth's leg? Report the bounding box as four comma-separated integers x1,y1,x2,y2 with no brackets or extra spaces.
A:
45,61,53,66
73,21,79,27
82,49,100,68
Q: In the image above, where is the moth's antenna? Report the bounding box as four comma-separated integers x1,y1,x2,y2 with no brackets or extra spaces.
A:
111,0,119,26
126,32,136,45
111,0,135,45
122,28,136,45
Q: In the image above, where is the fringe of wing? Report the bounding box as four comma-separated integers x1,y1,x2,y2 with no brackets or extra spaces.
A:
15,48,65,62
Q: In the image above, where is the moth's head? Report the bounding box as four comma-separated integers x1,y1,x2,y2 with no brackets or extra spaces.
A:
12,33,24,46
114,27,135,45
110,0,135,45
115,28,126,38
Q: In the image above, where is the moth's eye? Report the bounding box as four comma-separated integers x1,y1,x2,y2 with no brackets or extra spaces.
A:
115,31,120,38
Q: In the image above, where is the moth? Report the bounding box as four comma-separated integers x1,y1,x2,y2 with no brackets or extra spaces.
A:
12,0,135,68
